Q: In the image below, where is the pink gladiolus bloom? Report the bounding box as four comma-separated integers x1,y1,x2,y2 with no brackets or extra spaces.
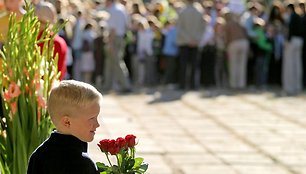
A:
35,80,41,91
23,67,29,78
3,91,11,101
8,68,13,77
11,102,17,114
37,110,41,123
37,95,46,108
8,82,21,98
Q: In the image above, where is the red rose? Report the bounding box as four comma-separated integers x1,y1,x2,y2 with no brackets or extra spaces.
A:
98,139,110,152
108,139,120,155
116,137,127,150
125,134,136,148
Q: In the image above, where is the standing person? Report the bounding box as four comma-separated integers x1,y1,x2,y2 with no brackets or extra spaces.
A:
224,11,249,90
0,0,25,44
299,2,306,88
214,17,227,89
282,3,304,95
266,3,285,87
27,80,101,174
134,19,154,87
93,21,107,89
58,17,73,80
241,2,261,86
35,2,67,80
80,23,96,84
253,18,272,89
199,3,216,88
176,0,205,90
103,0,131,92
162,19,179,87
71,11,85,81
146,16,161,86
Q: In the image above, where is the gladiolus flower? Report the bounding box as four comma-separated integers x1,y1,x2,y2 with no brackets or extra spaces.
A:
34,73,41,91
8,82,21,98
2,75,9,87
35,80,41,91
37,95,46,108
3,82,21,101
10,102,17,114
23,67,29,78
3,91,11,101
0,59,3,73
37,110,41,123
8,68,13,77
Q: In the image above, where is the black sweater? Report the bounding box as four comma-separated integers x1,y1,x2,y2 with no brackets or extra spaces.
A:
27,132,99,174
288,12,303,40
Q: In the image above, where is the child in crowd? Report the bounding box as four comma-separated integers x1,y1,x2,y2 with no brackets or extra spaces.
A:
27,80,102,174
214,17,228,89
135,18,154,87
253,17,272,89
94,21,107,89
162,19,178,87
81,22,96,84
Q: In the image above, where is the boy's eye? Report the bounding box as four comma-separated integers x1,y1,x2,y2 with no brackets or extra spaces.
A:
90,116,97,120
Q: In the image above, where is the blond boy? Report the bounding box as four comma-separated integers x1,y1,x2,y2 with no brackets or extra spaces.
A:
27,80,102,174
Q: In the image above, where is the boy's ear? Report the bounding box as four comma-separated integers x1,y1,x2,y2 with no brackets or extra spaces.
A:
61,116,71,128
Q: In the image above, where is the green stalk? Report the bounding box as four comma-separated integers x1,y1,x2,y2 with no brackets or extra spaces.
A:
115,154,122,174
105,153,113,167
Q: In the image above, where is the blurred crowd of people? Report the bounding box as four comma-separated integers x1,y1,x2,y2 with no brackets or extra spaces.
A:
1,0,306,95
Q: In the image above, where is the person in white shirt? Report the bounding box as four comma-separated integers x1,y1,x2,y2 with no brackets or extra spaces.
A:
103,0,131,93
176,0,206,90
71,11,85,81
134,18,154,87
81,23,96,84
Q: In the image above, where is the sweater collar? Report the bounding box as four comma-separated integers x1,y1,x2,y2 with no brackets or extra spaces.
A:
49,131,88,152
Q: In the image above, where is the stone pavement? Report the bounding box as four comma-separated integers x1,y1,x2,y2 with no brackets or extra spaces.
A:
88,88,306,174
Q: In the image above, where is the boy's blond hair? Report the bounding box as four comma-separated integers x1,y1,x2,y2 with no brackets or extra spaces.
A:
47,80,102,125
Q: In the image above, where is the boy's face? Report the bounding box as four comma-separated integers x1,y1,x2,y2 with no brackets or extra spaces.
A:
68,101,101,142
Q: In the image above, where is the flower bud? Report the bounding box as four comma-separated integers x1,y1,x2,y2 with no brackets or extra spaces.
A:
98,139,110,153
125,134,136,148
116,137,127,150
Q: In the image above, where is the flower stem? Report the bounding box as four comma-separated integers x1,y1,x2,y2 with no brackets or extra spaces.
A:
115,154,122,173
131,147,135,159
105,153,113,166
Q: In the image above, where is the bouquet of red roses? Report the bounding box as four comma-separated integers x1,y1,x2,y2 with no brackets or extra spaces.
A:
97,134,148,174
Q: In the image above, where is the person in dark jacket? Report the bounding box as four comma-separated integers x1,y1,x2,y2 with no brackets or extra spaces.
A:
27,80,102,174
282,3,304,95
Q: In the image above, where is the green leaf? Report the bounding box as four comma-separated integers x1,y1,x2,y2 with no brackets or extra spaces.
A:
111,165,120,174
126,158,135,170
96,162,110,172
138,163,148,173
132,157,144,169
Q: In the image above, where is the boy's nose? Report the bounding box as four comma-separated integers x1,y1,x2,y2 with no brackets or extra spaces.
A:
95,120,100,128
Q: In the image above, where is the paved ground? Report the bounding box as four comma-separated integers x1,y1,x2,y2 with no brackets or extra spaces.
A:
88,88,306,174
